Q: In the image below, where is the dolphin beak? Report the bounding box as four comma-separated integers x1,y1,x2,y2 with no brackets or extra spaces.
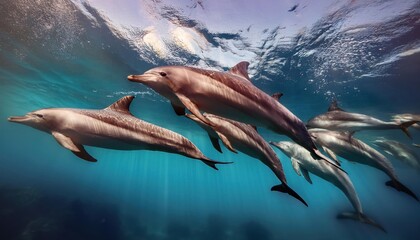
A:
8,115,30,123
127,74,150,83
127,75,138,81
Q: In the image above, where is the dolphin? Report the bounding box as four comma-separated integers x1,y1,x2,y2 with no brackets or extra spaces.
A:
309,128,418,201
185,113,307,206
307,100,416,138
373,138,420,171
8,96,230,169
127,61,338,167
414,144,420,148
392,113,420,130
271,141,385,232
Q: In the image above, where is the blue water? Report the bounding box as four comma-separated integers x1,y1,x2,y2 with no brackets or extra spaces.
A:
1,0,419,239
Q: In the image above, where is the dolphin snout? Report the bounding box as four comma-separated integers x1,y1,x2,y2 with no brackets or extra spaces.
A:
8,115,29,123
127,75,138,82
127,74,149,83
128,71,157,83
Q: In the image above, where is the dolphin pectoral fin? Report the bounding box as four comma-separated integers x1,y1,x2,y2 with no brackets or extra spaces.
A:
71,146,97,162
291,158,302,176
208,134,223,153
216,131,237,153
171,102,185,116
337,212,386,232
186,114,222,153
176,93,214,126
52,132,80,152
271,184,308,207
386,180,418,201
291,159,313,184
301,168,312,184
52,132,97,162
322,146,340,164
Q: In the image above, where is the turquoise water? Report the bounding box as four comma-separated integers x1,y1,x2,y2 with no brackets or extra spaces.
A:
1,0,419,239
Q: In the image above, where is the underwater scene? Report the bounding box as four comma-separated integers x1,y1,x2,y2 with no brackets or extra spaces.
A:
1,0,420,239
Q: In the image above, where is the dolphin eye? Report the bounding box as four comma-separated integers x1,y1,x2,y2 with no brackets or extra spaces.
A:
159,72,167,77
34,114,43,118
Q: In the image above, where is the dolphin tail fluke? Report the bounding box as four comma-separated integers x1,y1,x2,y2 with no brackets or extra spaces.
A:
386,180,419,201
399,121,417,139
201,159,233,170
271,184,308,207
337,212,386,232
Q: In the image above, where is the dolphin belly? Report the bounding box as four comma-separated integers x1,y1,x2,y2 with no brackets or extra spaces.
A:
65,131,151,150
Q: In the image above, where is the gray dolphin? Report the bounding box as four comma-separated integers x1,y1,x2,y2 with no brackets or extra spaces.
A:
309,128,418,201
392,113,420,130
8,96,230,169
373,138,420,171
307,100,416,138
185,113,307,206
271,141,385,232
127,61,338,167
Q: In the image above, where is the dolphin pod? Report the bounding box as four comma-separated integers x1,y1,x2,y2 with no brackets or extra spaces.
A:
185,112,307,206
8,96,230,170
309,128,418,201
127,61,340,169
271,141,385,232
8,61,420,233
373,138,420,171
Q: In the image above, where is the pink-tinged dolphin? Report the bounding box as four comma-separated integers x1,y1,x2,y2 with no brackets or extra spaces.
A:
8,96,230,169
186,113,307,206
271,141,385,232
309,128,418,201
127,61,338,168
307,100,416,138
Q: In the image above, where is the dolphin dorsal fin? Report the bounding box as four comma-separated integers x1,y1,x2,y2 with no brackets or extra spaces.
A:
328,99,344,112
271,93,283,101
251,125,257,132
105,95,135,115
229,61,251,81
